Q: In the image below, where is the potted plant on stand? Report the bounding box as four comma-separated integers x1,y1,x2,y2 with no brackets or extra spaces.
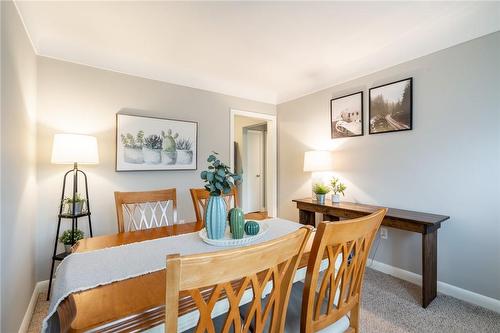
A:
330,177,347,203
200,152,240,239
59,229,84,253
312,183,330,205
63,193,86,215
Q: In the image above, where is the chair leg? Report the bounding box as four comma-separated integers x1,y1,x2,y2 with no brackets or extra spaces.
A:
350,303,360,332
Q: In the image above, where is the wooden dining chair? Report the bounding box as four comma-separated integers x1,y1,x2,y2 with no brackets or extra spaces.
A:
165,226,313,333
114,188,178,233
190,187,239,225
285,208,387,333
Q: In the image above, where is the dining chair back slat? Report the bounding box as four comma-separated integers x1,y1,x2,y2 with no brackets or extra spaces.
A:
166,226,312,333
190,188,239,225
114,188,178,233
301,209,387,333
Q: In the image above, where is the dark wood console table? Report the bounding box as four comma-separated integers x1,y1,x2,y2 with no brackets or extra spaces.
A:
292,198,450,308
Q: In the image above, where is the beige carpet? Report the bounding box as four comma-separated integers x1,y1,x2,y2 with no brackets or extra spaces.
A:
28,268,500,332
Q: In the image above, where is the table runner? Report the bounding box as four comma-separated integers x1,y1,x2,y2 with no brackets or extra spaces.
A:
43,218,301,332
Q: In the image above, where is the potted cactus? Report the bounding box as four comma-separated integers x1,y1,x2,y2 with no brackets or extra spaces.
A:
312,183,330,205
142,134,163,164
200,152,241,239
63,193,86,215
176,137,193,164
59,229,84,253
330,177,347,203
120,131,144,163
161,129,178,165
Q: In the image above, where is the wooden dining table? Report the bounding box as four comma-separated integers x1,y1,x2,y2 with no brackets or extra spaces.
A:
56,221,317,332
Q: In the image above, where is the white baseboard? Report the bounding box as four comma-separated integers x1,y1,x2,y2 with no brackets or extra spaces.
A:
19,280,49,333
369,260,500,313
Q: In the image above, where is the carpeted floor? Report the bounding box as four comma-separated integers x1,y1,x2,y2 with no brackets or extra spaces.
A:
28,268,500,332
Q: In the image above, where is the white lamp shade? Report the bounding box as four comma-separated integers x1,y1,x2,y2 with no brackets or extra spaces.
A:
303,150,333,172
51,134,99,164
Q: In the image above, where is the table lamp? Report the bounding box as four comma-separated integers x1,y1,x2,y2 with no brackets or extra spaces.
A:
47,134,98,300
304,150,333,200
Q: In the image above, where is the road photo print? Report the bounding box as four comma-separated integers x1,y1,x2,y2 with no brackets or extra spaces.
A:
369,78,412,134
330,91,363,139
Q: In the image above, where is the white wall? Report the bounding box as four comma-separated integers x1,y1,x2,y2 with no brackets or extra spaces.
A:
1,1,38,331
277,32,500,300
36,57,275,280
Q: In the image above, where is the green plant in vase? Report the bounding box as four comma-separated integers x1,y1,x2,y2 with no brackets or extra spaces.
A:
312,182,330,204
59,229,84,253
330,177,347,203
200,152,241,239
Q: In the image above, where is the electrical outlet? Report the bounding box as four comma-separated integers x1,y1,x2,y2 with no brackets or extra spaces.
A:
380,227,388,239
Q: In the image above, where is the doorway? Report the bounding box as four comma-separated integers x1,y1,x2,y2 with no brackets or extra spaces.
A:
230,109,277,218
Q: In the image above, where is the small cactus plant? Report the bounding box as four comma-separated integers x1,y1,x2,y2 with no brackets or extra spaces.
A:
244,221,260,236
161,129,179,152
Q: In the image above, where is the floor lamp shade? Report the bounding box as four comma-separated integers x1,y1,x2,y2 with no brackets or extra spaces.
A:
303,150,333,172
51,134,99,164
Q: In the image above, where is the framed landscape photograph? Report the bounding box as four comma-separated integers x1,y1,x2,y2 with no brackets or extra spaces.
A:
116,113,198,171
369,77,412,134
330,91,363,139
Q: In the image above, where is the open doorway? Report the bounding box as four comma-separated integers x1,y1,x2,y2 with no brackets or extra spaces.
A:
230,110,277,218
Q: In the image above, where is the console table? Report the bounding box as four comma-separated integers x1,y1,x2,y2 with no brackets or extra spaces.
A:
292,198,450,308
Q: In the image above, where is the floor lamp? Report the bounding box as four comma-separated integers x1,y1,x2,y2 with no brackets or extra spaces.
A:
47,133,99,300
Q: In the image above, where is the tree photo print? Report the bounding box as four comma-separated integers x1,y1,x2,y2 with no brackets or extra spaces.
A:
369,78,412,134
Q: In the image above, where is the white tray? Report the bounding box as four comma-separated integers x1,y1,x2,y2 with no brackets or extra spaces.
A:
199,222,269,247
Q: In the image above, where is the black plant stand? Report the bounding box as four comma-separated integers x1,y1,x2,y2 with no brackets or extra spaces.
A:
47,162,93,300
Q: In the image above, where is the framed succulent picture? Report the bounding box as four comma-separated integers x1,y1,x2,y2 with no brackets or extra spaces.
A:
116,113,198,171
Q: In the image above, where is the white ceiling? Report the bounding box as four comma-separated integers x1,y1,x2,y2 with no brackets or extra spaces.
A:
15,1,500,104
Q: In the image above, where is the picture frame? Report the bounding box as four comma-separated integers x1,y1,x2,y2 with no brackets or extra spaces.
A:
369,77,413,135
116,113,198,171
330,91,364,139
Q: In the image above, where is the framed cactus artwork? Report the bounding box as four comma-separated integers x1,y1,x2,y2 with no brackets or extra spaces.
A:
116,113,198,171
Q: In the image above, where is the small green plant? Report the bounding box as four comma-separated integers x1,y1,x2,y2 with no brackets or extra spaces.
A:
161,129,179,152
59,229,84,245
330,177,347,196
201,152,241,196
63,193,86,204
312,182,330,195
143,134,163,150
176,137,192,150
120,130,144,149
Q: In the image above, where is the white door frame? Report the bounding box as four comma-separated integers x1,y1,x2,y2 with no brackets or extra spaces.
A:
229,109,277,218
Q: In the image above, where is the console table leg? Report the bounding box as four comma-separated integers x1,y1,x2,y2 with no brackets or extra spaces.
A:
299,209,315,227
422,230,437,308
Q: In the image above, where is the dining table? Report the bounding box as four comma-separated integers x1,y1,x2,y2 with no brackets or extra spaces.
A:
53,220,318,333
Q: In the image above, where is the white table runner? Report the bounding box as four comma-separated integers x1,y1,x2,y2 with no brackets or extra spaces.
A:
43,218,302,332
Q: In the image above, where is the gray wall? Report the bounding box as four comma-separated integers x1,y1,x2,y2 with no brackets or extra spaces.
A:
277,32,500,299
1,1,38,332
36,57,275,280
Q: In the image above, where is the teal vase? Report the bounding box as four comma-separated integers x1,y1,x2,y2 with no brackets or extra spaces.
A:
229,208,245,239
205,195,226,239
244,221,260,236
